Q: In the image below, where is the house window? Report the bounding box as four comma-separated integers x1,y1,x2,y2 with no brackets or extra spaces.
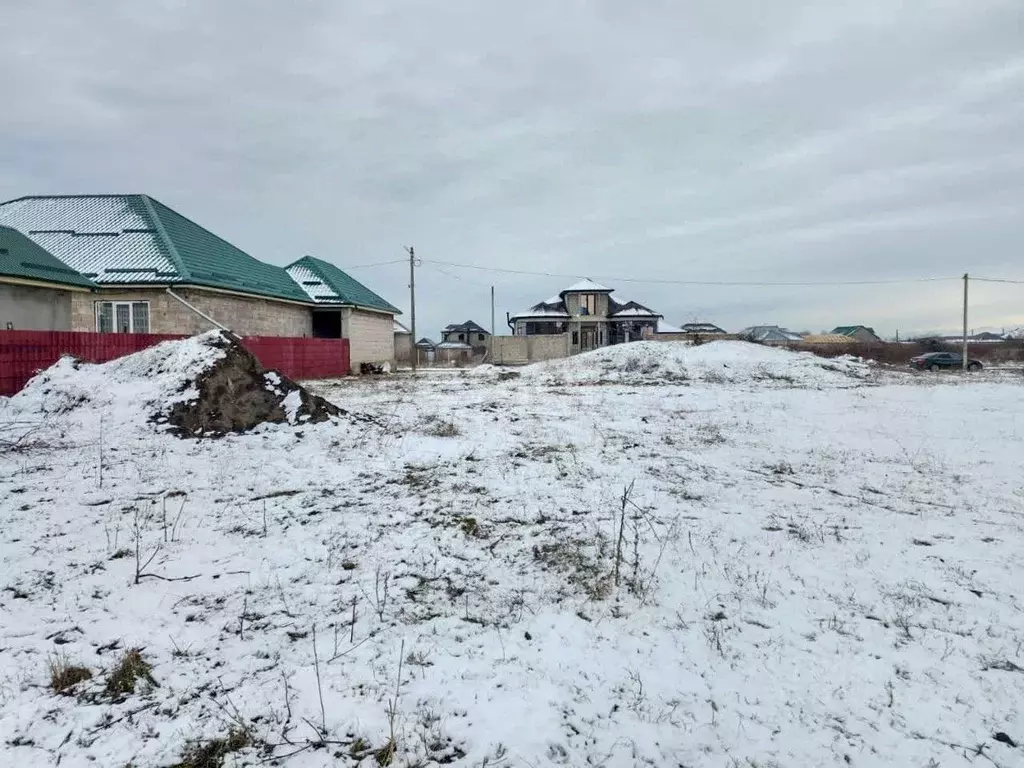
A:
477,333,485,341
96,301,150,334
579,294,598,316
572,331,579,345
458,333,465,341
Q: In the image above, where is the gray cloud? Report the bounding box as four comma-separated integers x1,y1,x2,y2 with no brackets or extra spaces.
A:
2,0,1023,337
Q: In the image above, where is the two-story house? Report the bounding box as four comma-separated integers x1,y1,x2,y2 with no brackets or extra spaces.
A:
440,320,490,355
508,279,662,353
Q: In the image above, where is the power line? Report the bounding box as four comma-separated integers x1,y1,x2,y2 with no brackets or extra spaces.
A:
972,276,1024,285
422,258,959,287
338,258,408,270
422,261,494,288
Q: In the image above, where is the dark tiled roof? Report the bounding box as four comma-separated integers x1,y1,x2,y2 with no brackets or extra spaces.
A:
831,325,878,337
0,195,308,302
287,255,399,313
0,225,96,289
679,322,727,334
443,320,488,334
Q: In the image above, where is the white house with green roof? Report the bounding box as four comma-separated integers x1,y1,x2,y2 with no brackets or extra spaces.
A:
0,195,400,365
0,225,97,330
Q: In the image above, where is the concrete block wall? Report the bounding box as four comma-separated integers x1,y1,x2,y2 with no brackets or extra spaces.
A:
345,308,395,366
491,334,569,364
394,333,412,365
527,334,570,361
492,336,528,364
1,283,73,331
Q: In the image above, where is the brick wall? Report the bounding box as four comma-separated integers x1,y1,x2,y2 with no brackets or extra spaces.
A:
345,308,395,366
70,287,312,337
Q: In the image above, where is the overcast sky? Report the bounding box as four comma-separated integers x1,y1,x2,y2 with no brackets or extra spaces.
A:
3,1,1023,337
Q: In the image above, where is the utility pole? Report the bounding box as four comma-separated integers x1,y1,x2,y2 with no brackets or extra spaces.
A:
406,246,417,371
962,272,969,372
490,285,495,362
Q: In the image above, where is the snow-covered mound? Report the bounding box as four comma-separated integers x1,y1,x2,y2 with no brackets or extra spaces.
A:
7,331,341,435
519,340,870,386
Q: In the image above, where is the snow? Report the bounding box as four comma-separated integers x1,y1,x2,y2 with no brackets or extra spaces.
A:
4,331,227,432
608,306,659,317
656,319,683,333
519,339,871,386
2,341,1023,767
561,277,611,292
509,304,570,320
281,390,303,422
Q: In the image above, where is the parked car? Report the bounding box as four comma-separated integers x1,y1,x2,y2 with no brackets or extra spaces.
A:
909,352,983,371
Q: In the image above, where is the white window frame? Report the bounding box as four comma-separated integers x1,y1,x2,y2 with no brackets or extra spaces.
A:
95,301,151,334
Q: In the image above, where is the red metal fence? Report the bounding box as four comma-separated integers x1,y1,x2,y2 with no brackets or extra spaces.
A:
0,330,350,397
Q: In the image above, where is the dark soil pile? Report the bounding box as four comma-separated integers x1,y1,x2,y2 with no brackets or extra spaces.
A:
161,335,344,437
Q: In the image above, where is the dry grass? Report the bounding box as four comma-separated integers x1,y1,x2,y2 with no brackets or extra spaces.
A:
422,417,460,437
48,655,92,694
171,728,250,768
105,648,158,697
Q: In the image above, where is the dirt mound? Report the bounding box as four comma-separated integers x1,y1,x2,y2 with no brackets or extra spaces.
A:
9,331,360,438
159,334,343,437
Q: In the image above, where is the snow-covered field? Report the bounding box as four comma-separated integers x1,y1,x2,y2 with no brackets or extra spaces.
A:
1,339,1023,767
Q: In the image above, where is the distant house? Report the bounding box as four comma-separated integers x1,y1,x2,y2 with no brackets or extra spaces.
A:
414,337,437,364
831,325,882,343
679,322,728,336
0,225,96,331
509,278,663,353
441,320,490,355
287,255,400,367
738,325,805,344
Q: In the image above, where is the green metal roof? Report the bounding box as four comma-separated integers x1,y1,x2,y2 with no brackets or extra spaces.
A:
832,325,877,337
0,195,309,303
0,225,96,289
287,255,400,313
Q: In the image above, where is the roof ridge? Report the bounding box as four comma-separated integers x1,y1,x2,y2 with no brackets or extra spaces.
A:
139,195,191,280
2,194,149,204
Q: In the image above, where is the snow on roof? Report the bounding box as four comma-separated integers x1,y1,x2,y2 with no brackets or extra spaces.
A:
0,195,310,301
561,278,612,293
740,325,805,342
610,306,660,318
680,322,727,334
509,305,570,320
287,255,399,313
435,341,473,350
656,319,683,333
393,320,410,334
